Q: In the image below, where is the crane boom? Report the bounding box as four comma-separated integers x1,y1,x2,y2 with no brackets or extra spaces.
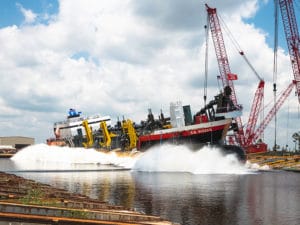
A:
279,0,300,103
249,80,296,144
244,80,265,144
206,5,235,100
206,4,245,146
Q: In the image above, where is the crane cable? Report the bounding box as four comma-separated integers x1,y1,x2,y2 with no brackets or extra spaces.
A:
273,0,279,151
204,13,209,107
286,98,290,151
218,13,264,81
218,12,265,141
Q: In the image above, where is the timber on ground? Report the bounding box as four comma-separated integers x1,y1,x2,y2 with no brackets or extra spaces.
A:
0,172,174,224
247,151,300,171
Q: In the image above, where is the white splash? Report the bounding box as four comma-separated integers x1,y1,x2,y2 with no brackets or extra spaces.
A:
133,144,251,174
11,144,139,170
245,161,270,170
11,143,259,174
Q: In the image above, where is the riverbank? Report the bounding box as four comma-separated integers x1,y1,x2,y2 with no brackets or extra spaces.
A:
0,171,174,224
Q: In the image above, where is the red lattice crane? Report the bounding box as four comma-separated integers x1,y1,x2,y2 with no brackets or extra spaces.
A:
206,4,245,146
206,4,266,147
279,0,300,103
247,80,296,145
206,2,299,153
245,0,300,149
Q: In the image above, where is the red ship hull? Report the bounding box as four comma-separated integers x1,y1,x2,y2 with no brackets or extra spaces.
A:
138,119,231,150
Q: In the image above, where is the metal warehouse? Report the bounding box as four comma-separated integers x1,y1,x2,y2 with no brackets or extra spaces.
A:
0,136,34,150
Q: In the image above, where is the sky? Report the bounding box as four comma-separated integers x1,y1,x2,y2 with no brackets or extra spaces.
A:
0,0,299,150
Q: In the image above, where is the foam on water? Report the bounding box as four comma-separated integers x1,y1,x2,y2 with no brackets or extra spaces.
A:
245,161,270,170
10,143,263,174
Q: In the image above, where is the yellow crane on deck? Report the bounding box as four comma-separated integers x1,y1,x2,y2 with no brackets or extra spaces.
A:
99,121,117,149
121,119,138,151
82,120,94,148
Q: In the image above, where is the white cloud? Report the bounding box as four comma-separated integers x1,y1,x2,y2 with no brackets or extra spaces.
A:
16,3,37,24
0,0,298,149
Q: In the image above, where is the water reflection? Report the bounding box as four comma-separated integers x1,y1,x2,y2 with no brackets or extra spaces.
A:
131,172,244,225
237,172,300,225
16,170,299,225
1,145,300,225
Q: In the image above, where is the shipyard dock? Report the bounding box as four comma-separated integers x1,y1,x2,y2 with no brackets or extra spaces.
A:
0,172,174,224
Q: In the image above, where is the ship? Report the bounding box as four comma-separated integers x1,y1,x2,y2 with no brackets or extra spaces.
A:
47,86,246,161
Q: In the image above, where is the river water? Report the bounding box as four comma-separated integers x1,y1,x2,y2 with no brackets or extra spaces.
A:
0,144,299,225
